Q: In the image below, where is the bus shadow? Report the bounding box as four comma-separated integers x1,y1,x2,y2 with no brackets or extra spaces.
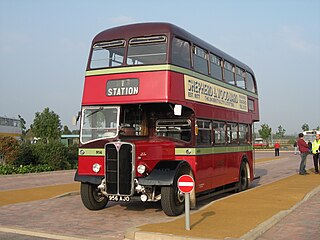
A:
252,168,268,187
119,201,163,212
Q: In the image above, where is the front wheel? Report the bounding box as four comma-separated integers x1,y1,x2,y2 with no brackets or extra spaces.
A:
80,182,108,210
161,186,185,216
161,166,190,216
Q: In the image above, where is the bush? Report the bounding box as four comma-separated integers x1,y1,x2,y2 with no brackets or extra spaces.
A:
15,142,38,166
0,138,78,174
0,136,20,164
31,142,72,170
67,144,78,169
0,164,53,175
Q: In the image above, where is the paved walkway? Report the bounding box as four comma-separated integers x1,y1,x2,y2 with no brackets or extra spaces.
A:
0,152,319,240
257,190,320,240
125,171,320,240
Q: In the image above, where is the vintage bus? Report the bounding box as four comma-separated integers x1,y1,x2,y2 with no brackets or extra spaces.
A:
75,22,259,216
303,130,320,143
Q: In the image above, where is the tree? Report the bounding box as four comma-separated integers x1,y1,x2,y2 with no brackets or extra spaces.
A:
31,107,62,144
275,125,286,138
62,125,72,135
18,115,27,141
258,124,272,146
301,123,309,131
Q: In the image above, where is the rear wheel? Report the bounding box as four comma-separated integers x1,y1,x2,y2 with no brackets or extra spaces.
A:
238,161,249,192
161,166,190,216
80,182,108,210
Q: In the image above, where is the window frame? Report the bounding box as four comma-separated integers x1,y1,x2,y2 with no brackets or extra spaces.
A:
223,60,235,85
196,119,212,146
209,53,223,80
246,72,256,93
171,37,191,69
192,45,209,75
156,119,192,142
235,67,246,89
90,40,126,69
212,121,226,145
126,35,168,66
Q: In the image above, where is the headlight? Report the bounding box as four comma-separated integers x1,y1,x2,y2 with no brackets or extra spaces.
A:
92,163,101,173
137,164,146,174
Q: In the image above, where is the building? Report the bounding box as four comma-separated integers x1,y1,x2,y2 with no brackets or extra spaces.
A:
60,134,79,147
0,116,22,139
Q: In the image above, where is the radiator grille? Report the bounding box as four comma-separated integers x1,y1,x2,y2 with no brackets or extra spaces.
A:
105,142,134,195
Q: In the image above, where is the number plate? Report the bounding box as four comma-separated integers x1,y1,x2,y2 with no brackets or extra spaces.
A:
108,195,131,202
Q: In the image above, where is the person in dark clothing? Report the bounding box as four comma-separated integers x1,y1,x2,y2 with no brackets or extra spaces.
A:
297,133,310,175
308,140,312,152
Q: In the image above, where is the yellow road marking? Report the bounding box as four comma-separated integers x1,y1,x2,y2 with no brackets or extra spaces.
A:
256,156,284,163
0,227,91,240
0,183,80,206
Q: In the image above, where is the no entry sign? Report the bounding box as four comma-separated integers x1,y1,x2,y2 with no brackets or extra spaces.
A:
178,175,194,193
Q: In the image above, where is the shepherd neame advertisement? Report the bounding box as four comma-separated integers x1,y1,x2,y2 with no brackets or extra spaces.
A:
184,75,248,112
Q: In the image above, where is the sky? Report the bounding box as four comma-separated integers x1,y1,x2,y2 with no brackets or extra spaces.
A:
0,0,319,135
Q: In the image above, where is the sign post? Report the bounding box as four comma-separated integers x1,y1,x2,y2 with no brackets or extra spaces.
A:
177,175,195,231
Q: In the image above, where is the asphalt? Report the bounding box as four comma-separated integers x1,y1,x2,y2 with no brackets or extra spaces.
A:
0,154,319,240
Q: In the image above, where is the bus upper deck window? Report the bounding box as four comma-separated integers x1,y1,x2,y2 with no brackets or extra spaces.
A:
223,61,235,85
193,46,209,75
246,72,256,93
127,35,167,65
171,37,191,68
210,54,222,81
90,40,125,69
236,67,245,89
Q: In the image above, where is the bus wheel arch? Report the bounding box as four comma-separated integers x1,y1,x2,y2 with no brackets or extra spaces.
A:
160,161,193,216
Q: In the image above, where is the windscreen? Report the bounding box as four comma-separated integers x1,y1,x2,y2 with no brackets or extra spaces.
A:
80,106,120,143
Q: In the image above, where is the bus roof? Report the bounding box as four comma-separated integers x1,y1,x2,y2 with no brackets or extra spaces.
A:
93,22,255,76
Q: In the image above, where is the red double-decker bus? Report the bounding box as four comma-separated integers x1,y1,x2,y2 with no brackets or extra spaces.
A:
75,22,259,216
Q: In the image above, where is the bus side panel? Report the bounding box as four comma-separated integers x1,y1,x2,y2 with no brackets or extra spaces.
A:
174,155,211,193
224,152,241,184
194,154,214,192
224,151,254,184
211,153,227,188
176,154,227,193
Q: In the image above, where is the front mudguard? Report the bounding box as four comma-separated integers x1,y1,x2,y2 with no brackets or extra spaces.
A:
74,170,104,185
137,160,191,186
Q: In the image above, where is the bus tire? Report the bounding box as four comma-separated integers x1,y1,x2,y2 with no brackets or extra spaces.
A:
161,166,190,216
80,182,108,210
238,161,249,192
